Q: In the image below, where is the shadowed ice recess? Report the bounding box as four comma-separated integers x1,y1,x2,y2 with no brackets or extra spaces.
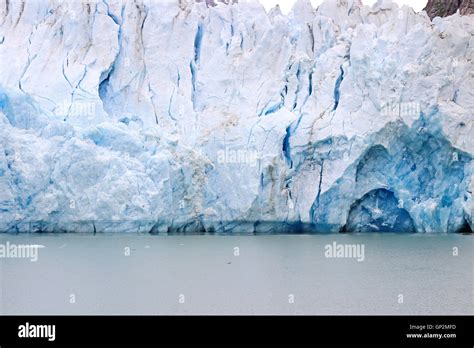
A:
0,0,473,233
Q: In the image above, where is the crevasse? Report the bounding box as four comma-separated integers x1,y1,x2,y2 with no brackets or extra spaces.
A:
0,0,472,233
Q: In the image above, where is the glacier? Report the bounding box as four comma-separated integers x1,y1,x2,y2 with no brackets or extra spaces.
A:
0,0,472,233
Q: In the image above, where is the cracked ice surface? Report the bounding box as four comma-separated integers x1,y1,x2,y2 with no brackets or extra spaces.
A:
0,0,473,233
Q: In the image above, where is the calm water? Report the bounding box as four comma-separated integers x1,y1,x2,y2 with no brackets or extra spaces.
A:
0,234,472,315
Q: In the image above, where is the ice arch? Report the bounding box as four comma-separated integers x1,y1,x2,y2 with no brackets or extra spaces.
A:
343,189,416,233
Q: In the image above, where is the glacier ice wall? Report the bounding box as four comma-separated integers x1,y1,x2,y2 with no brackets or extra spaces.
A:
0,0,472,233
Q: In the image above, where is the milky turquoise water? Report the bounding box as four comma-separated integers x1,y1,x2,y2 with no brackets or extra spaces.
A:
0,234,472,314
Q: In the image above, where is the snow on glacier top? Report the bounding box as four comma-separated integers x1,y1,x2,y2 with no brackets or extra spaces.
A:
259,0,427,14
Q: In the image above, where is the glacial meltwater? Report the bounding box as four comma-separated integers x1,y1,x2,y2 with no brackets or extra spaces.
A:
0,234,472,315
